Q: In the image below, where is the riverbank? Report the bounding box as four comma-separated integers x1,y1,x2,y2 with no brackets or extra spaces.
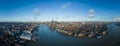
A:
47,22,108,39
0,22,40,46
26,24,120,46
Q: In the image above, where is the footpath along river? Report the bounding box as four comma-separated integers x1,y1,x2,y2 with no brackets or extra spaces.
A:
26,23,120,46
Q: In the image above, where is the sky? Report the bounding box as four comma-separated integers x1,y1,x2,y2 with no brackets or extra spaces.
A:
0,0,120,22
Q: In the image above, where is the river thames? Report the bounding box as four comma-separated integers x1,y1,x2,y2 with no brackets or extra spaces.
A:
26,23,120,46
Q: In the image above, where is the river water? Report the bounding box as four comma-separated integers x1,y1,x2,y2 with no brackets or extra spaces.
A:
26,23,120,46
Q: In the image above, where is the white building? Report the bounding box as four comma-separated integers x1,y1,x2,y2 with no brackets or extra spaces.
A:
20,33,32,40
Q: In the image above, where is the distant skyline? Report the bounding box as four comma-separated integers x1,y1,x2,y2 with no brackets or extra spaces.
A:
0,0,120,22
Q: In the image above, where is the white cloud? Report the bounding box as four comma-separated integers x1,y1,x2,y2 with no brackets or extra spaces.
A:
62,2,71,9
55,17,58,19
88,9,94,18
62,16,69,19
33,8,40,16
113,17,120,21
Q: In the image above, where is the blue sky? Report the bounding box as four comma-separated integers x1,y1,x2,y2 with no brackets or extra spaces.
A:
0,0,120,22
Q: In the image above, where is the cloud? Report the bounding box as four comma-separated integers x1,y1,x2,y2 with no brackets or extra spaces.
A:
33,8,40,16
113,17,120,21
88,9,94,18
62,2,71,9
62,16,69,19
72,16,75,18
55,17,58,19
